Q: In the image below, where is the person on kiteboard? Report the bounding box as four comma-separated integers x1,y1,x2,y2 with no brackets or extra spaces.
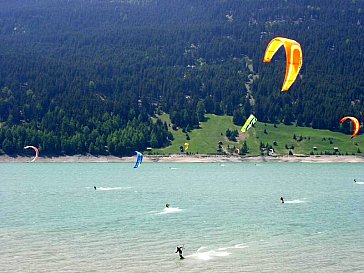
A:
175,245,184,259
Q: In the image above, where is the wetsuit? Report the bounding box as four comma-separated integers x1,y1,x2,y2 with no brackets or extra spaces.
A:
176,246,184,259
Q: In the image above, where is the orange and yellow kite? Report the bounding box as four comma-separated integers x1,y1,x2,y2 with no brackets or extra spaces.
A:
339,116,360,138
263,37,303,91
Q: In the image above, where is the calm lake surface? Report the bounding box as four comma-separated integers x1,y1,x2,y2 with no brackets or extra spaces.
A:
1,162,364,272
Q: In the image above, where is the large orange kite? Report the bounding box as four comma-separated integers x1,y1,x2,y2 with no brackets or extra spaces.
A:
263,37,303,91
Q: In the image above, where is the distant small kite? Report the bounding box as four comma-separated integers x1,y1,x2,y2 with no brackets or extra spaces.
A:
263,37,303,91
339,116,360,138
24,146,39,162
184,143,189,151
241,114,257,133
133,151,143,168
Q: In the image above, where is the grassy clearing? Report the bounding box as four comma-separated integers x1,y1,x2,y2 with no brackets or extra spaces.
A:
152,114,244,155
249,122,364,156
151,114,364,156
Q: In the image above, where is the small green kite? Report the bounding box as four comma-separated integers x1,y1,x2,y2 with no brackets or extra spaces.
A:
241,114,257,133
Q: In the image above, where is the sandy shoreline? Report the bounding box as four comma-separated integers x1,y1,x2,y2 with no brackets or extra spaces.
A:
1,154,364,163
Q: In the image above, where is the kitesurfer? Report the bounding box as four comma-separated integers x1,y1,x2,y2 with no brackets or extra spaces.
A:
94,186,97,190
176,246,184,259
166,203,170,208
354,179,357,183
280,196,284,204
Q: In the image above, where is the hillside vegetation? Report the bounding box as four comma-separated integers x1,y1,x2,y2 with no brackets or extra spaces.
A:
0,0,363,156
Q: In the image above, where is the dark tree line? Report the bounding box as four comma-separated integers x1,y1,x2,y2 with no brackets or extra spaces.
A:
0,0,364,155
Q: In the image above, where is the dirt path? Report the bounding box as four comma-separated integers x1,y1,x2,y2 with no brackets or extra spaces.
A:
243,56,259,106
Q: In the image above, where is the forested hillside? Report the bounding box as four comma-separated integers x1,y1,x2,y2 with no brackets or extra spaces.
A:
0,0,363,156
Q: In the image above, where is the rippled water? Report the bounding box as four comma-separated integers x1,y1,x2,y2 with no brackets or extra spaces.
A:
1,162,364,272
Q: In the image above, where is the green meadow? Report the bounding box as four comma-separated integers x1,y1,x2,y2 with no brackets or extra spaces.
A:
151,114,364,156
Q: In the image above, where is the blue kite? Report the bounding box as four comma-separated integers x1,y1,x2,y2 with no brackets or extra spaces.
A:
133,151,143,168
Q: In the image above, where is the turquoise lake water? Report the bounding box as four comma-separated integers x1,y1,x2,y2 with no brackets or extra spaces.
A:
1,162,364,272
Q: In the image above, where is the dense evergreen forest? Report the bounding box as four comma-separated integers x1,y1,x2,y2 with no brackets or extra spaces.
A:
0,0,363,156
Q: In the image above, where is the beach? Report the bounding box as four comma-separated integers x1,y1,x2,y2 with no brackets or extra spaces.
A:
1,154,364,163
